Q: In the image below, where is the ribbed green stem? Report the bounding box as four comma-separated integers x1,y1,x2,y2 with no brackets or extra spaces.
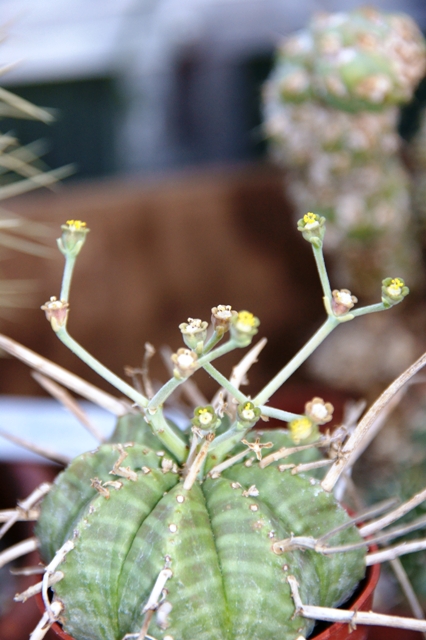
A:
55,327,149,408
253,316,338,406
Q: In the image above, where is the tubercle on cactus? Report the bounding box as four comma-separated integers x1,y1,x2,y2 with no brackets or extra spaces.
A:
1,216,426,640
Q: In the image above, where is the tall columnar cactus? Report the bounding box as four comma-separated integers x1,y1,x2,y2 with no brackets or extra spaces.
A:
1,216,426,639
263,7,426,297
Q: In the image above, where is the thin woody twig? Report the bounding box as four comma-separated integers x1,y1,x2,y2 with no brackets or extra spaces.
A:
0,428,71,465
0,334,131,416
273,515,426,557
183,434,214,490
389,558,426,639
260,438,331,469
29,600,63,640
287,574,426,632
14,571,63,603
366,538,426,566
278,458,334,474
322,351,426,493
0,537,39,569
317,498,399,543
360,486,426,537
0,482,51,539
32,372,106,443
42,540,74,619
207,448,250,477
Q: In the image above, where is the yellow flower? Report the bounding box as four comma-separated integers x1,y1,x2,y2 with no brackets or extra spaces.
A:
289,417,314,444
303,212,319,228
234,311,260,333
231,311,260,346
65,220,87,230
381,277,409,307
387,278,404,296
297,212,326,246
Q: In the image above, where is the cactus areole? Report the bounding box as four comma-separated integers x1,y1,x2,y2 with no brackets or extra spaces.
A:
36,416,365,640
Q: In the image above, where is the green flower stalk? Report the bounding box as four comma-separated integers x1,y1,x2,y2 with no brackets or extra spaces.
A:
57,220,90,302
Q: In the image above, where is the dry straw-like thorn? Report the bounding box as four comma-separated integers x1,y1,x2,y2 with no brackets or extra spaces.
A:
318,498,399,544
0,537,39,569
390,558,426,639
0,334,131,416
10,565,45,576
208,448,250,477
110,444,138,481
322,350,426,493
360,486,426,537
0,428,71,465
0,481,51,539
14,571,63,603
29,600,63,640
32,371,106,443
183,433,215,491
366,538,426,566
41,540,74,618
0,507,40,523
287,573,426,632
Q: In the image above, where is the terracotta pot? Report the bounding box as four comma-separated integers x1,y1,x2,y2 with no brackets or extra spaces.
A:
39,561,380,640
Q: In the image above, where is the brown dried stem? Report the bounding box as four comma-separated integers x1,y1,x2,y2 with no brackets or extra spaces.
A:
322,351,426,493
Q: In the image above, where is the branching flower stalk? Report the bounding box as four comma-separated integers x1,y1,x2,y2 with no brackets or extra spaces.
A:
2,210,426,640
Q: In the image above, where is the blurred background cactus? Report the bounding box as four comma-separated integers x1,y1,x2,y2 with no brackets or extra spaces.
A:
263,7,426,394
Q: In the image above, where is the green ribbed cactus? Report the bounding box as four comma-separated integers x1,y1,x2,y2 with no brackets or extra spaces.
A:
35,421,364,640
2,216,426,639
263,7,426,297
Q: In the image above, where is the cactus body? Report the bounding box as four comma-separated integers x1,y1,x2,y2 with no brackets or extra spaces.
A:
36,415,365,640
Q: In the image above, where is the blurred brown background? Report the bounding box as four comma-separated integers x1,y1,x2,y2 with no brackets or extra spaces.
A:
0,163,326,401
